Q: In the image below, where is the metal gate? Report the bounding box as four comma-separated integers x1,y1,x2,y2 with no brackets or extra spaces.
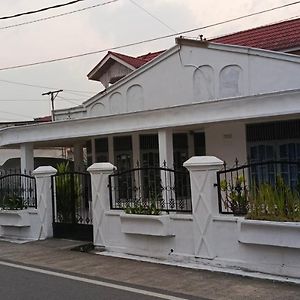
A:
51,172,93,241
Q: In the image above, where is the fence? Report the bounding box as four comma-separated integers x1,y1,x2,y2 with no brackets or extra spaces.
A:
0,173,37,209
109,165,192,213
217,160,300,219
51,172,92,224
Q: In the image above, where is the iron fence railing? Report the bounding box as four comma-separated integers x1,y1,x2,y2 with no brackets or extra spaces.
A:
109,164,192,213
217,160,300,217
0,173,37,209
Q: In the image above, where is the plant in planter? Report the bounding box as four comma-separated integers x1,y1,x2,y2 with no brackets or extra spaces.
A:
247,176,300,221
124,193,161,215
1,194,25,210
220,175,248,215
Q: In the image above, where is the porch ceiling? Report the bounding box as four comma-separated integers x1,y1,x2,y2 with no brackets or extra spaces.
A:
0,89,299,147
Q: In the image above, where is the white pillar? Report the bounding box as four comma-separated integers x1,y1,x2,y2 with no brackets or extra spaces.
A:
184,156,223,259
108,136,114,164
188,132,195,158
87,163,116,247
158,129,173,168
32,166,57,239
91,138,96,163
20,143,34,173
132,133,140,167
73,143,84,171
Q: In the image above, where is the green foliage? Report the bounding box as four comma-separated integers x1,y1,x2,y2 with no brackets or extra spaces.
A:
124,193,161,215
124,202,161,215
221,175,248,215
247,176,300,222
1,194,24,210
221,174,300,221
55,162,81,223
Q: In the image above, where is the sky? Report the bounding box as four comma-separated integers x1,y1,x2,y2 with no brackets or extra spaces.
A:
0,0,299,121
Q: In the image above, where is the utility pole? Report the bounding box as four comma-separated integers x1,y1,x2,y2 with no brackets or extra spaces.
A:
42,89,63,121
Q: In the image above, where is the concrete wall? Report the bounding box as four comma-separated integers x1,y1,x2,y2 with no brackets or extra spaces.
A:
89,158,300,279
0,166,56,241
205,121,247,166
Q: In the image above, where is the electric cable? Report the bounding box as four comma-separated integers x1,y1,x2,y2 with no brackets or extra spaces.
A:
129,0,176,33
0,1,299,71
0,0,118,31
0,0,90,21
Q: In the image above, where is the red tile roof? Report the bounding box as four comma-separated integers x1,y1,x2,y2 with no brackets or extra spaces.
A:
109,50,165,69
211,18,300,51
109,51,146,68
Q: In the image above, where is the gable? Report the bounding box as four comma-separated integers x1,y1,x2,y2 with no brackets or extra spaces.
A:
55,39,300,121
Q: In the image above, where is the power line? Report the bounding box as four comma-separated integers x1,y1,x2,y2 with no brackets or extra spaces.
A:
0,109,35,119
0,99,47,102
57,95,82,105
0,78,96,95
0,1,299,71
0,98,83,102
0,0,119,31
0,0,89,21
128,0,176,33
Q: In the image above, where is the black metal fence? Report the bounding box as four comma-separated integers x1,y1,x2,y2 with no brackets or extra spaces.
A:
52,172,92,224
217,160,300,218
0,173,37,209
109,165,192,213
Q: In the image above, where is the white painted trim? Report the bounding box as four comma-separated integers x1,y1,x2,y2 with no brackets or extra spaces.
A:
1,89,300,147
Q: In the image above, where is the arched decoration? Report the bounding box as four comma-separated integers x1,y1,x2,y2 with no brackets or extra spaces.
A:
89,102,106,117
193,65,215,101
126,84,144,112
109,92,124,114
219,65,243,98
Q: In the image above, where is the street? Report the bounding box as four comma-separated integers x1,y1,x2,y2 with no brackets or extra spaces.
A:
0,262,200,300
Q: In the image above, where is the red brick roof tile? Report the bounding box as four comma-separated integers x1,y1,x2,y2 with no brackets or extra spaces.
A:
211,18,300,51
109,50,165,69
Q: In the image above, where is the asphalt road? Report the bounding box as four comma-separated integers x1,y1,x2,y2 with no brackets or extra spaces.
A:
0,263,200,300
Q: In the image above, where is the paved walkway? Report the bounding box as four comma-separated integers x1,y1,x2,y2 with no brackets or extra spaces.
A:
0,239,300,300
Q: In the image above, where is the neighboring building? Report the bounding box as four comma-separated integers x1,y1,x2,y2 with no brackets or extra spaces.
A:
0,18,299,175
0,117,70,171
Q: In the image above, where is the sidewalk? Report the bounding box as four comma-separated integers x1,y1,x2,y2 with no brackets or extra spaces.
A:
0,239,300,300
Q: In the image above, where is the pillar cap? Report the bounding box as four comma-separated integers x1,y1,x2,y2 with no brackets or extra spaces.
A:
32,166,57,177
87,162,116,174
184,156,224,170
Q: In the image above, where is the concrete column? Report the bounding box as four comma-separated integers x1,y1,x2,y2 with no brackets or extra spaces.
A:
32,166,57,239
184,156,223,259
158,129,173,168
20,143,34,173
132,133,140,167
73,143,84,171
91,138,96,163
87,163,116,247
188,132,195,158
108,136,114,164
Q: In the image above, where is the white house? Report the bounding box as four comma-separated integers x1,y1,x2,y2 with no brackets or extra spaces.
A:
1,35,300,173
1,19,300,278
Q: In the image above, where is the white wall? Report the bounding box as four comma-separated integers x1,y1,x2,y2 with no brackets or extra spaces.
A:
205,121,247,166
89,158,300,279
55,42,300,121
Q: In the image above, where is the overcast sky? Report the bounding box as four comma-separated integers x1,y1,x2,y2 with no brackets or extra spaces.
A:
0,0,298,121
